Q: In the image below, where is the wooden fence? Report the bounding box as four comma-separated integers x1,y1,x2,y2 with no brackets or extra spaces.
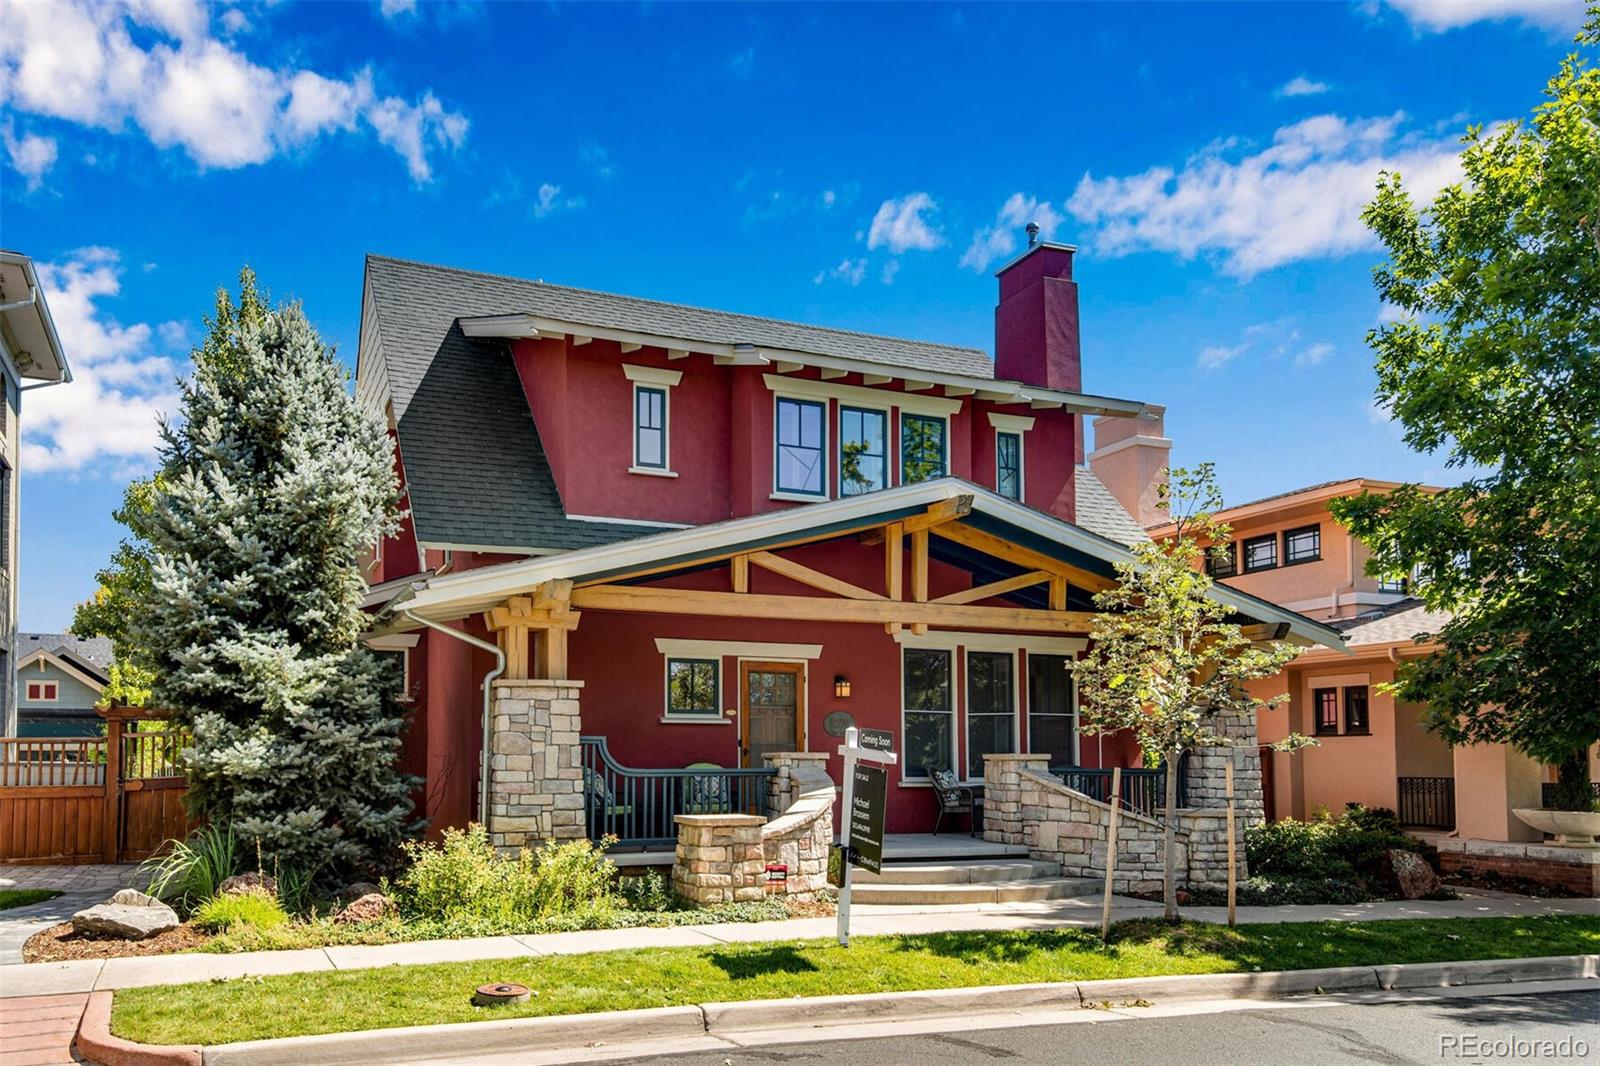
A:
0,707,193,865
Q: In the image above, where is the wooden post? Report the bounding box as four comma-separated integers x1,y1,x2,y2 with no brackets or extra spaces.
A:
1225,759,1237,929
102,714,124,864
909,529,929,636
1100,765,1122,942
883,522,903,634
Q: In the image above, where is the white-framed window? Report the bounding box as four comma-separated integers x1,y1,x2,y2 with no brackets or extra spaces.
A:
375,649,411,702
26,680,58,702
901,647,955,781
623,364,683,477
839,405,888,496
900,413,947,483
1025,652,1078,768
664,657,720,720
965,650,1017,780
774,395,828,497
987,412,1033,502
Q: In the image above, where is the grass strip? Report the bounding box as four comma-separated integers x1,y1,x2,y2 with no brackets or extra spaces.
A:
112,915,1599,1047
0,888,63,911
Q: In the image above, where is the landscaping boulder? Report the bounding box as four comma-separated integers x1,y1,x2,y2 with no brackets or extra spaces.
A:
334,892,393,925
72,890,180,940
338,881,382,902
1385,849,1442,899
218,873,278,898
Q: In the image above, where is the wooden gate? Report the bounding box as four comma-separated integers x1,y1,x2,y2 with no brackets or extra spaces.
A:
0,707,192,865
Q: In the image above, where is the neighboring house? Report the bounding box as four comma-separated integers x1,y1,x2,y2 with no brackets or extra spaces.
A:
357,241,1342,843
0,251,74,736
15,632,112,737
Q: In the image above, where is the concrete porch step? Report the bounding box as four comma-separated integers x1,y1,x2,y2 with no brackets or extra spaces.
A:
851,876,1100,905
855,859,1062,885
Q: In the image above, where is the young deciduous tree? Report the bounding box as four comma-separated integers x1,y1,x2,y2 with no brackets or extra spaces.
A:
131,268,415,875
1331,22,1599,811
1072,466,1302,920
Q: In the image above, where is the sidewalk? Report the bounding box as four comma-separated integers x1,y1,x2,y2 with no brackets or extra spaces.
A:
3,888,1593,1000
0,864,144,966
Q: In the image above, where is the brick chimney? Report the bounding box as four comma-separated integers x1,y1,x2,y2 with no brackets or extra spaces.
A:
1088,405,1171,529
994,239,1081,392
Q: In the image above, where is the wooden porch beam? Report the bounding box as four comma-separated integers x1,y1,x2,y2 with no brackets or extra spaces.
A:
900,495,973,534
932,569,1051,606
934,522,1115,592
1049,575,1069,611
883,521,903,634
748,551,886,601
910,529,929,635
570,583,1095,631
731,553,749,593
483,581,580,681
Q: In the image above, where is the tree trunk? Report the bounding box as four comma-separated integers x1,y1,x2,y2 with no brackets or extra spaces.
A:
1162,747,1180,922
1551,750,1594,812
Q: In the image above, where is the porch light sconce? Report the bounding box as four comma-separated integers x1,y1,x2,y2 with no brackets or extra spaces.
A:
834,675,851,700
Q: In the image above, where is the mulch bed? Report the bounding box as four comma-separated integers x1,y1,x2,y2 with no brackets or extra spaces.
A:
22,922,212,963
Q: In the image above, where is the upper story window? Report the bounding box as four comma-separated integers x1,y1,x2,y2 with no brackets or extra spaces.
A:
775,396,827,497
1206,542,1237,578
995,432,1022,500
1344,686,1370,734
1314,687,1338,735
1243,533,1278,573
622,364,683,477
26,680,58,702
839,406,887,496
1284,524,1321,565
901,414,947,484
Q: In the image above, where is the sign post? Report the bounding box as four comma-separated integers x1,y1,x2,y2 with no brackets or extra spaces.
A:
836,726,897,947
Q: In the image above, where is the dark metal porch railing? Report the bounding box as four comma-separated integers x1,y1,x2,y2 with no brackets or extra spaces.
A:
1541,781,1600,809
1397,776,1456,829
1054,758,1186,819
579,736,777,849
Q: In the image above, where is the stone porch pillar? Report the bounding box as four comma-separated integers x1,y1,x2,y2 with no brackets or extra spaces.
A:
763,752,832,816
982,753,1051,846
1187,708,1265,827
673,814,766,904
487,679,585,851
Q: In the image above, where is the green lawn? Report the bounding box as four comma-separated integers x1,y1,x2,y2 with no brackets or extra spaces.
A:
0,888,62,911
112,915,1598,1046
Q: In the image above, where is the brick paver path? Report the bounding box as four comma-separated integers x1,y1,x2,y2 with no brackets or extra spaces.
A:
0,993,86,1065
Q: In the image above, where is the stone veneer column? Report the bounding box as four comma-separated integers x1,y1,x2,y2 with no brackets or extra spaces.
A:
1187,709,1265,827
487,679,585,851
983,754,1052,846
673,814,767,904
763,752,832,816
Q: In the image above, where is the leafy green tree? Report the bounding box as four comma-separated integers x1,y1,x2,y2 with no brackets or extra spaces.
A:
131,270,414,875
1331,21,1599,811
1072,466,1302,920
71,272,271,708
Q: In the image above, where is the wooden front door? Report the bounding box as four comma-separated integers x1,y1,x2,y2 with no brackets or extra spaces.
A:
739,662,805,769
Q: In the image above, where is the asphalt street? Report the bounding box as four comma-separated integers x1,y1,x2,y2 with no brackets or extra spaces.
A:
608,988,1599,1066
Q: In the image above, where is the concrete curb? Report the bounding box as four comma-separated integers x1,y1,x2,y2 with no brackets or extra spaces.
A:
85,955,1597,1066
75,990,201,1066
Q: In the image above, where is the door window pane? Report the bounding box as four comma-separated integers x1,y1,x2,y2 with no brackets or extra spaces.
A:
901,414,946,483
996,432,1021,500
667,658,719,716
839,406,887,495
635,386,666,469
1027,653,1077,769
775,397,826,495
903,648,953,780
966,650,1015,779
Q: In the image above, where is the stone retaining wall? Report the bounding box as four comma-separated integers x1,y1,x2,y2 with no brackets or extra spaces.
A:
764,752,832,818
760,760,835,900
487,680,585,851
673,814,767,904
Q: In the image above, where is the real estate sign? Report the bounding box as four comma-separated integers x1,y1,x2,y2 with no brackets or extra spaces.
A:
848,763,887,874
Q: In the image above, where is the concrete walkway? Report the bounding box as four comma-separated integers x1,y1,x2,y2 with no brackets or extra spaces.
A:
0,864,145,966
2,888,1593,1000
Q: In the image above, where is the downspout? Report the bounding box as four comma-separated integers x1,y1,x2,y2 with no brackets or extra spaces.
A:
401,610,505,826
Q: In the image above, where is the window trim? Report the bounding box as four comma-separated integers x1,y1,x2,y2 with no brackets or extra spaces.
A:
900,646,956,784
899,411,950,485
1313,687,1339,736
663,656,722,721
630,384,670,474
1283,524,1322,567
1206,541,1238,578
1242,533,1279,573
26,680,59,702
994,429,1024,502
772,394,830,498
1343,685,1370,735
964,648,1019,782
838,403,891,497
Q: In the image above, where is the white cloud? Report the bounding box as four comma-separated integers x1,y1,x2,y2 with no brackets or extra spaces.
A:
821,189,837,208
1295,341,1335,367
1067,112,1464,277
2,122,57,190
1199,320,1336,372
219,8,250,34
728,47,756,78
1376,302,1409,324
380,0,418,17
0,1,468,181
881,260,901,286
959,193,1064,271
866,193,944,253
813,258,866,286
1197,343,1245,371
22,249,183,474
532,181,585,218
1380,0,1586,33
1277,76,1330,97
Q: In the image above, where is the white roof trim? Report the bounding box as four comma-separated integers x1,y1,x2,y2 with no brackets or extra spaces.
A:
654,638,823,661
17,648,107,691
623,364,683,388
987,412,1036,433
763,373,962,417
387,477,1345,651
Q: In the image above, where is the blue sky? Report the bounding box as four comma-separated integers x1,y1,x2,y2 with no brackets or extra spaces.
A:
1,0,1588,631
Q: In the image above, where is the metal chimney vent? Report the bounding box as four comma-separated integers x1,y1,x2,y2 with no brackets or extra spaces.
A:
1025,221,1041,247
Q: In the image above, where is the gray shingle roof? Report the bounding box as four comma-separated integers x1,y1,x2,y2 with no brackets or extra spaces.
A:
1074,468,1149,546
1329,599,1451,645
19,632,113,676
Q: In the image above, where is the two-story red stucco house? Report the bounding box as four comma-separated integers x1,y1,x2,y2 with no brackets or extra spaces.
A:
357,240,1341,850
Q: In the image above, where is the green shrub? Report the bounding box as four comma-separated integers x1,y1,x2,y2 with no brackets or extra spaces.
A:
192,891,290,933
1189,876,1373,907
619,870,679,913
140,824,245,914
1245,805,1414,886
390,824,621,930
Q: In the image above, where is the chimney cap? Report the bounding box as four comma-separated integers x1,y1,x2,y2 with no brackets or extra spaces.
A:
1025,221,1041,246
992,238,1079,278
